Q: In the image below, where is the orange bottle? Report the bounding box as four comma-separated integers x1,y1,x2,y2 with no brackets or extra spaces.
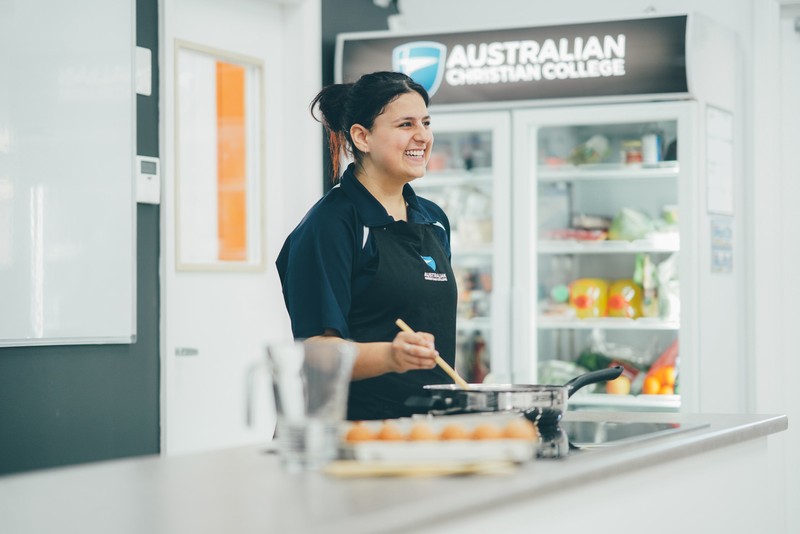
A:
569,278,608,318
607,279,643,318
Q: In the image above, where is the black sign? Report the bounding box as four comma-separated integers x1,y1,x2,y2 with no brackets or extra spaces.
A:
337,16,688,105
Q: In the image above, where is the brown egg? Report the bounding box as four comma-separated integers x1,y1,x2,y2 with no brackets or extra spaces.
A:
470,423,504,440
376,422,406,441
407,423,437,441
344,422,376,442
439,424,470,440
502,419,539,440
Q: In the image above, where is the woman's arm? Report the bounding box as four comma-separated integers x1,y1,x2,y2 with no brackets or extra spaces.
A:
308,329,439,381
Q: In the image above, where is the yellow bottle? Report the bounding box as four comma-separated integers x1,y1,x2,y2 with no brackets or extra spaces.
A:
569,278,608,318
607,279,643,318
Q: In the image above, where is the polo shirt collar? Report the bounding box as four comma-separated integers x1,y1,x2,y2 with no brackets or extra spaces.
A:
339,163,437,227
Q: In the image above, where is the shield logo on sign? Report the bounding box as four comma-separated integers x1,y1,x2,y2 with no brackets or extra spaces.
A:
392,41,447,97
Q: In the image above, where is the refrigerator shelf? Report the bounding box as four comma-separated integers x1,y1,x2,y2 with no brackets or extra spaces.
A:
538,238,679,254
537,162,679,183
453,244,493,256
457,317,492,331
537,317,680,331
415,168,493,188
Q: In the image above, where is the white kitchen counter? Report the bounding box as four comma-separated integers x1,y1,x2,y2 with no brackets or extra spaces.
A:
0,412,787,534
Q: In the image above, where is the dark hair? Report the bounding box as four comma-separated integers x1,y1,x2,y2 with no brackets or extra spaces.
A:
310,71,430,183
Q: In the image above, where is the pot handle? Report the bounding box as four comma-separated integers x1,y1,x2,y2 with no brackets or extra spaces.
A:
404,394,450,413
565,365,623,397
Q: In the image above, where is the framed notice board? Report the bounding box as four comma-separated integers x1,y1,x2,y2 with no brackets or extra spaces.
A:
0,0,136,346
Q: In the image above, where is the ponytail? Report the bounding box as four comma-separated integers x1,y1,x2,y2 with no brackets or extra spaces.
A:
310,83,353,182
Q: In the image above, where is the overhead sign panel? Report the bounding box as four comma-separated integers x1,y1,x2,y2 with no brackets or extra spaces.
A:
337,16,688,105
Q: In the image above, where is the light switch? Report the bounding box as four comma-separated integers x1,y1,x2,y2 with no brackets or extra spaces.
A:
136,46,152,96
136,155,161,205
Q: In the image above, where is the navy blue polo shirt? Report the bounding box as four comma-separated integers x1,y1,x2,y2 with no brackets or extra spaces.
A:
276,163,451,339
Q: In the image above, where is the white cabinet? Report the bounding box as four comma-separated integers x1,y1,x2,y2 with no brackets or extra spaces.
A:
415,111,511,383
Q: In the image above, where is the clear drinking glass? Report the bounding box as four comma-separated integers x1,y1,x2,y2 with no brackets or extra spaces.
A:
266,340,356,471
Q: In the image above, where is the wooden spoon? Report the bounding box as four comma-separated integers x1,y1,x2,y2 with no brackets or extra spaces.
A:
395,318,470,390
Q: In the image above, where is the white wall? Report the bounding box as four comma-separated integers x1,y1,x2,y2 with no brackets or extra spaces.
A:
281,1,326,232
396,0,752,34
160,0,321,454
757,4,800,532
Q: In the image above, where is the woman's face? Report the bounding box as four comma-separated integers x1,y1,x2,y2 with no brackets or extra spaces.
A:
360,92,433,183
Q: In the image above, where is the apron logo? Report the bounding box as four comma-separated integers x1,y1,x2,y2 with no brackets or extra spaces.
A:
421,255,448,282
421,255,437,271
393,42,447,97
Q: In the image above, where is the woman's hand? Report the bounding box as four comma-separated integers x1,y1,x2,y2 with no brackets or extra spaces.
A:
388,331,438,373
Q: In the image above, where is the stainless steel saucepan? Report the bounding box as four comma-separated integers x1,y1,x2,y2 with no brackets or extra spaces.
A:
406,366,623,415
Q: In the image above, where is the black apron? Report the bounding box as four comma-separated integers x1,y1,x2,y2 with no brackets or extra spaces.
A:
346,221,457,420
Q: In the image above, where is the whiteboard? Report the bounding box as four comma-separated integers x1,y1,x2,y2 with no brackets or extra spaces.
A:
0,0,136,346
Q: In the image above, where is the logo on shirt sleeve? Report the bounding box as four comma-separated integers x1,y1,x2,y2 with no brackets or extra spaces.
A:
421,255,448,282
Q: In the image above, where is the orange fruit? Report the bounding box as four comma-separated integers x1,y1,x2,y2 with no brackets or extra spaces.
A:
659,384,675,395
658,366,677,387
642,376,661,395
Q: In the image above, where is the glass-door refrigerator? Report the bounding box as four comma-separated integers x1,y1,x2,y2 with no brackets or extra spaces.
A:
415,110,511,383
512,101,710,412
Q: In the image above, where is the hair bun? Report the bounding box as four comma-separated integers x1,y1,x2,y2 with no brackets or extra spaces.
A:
311,83,352,132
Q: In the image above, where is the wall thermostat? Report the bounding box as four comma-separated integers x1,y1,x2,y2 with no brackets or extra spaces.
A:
136,155,160,205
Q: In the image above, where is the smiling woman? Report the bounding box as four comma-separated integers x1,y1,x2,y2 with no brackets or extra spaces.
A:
348,91,432,220
276,72,459,421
